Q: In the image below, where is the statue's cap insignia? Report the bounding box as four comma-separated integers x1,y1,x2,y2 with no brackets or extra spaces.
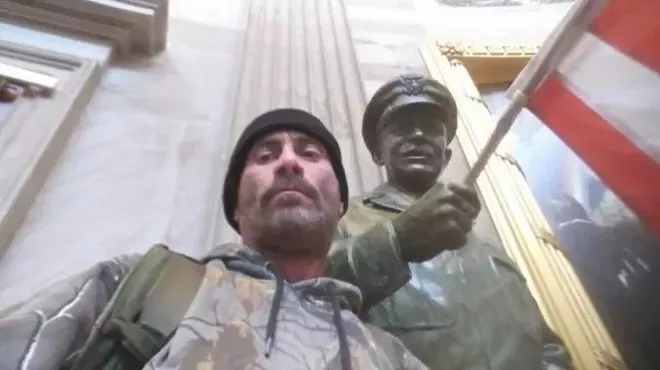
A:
399,76,425,95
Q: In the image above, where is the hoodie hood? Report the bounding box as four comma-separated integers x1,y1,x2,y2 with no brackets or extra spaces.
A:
203,243,363,313
201,243,361,370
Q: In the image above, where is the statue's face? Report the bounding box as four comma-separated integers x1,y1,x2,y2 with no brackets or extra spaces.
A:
376,104,451,193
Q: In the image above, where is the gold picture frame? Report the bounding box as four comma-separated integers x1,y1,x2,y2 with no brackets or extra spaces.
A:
420,41,625,370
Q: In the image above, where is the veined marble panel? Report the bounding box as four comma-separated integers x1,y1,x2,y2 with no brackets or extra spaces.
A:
0,0,249,306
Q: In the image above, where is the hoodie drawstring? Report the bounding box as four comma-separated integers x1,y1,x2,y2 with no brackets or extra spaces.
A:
264,264,284,358
328,283,353,370
262,265,352,370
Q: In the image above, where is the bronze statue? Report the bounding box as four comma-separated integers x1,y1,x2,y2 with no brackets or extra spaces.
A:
326,74,573,370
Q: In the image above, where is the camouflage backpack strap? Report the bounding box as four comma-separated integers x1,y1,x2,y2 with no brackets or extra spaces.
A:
70,244,205,370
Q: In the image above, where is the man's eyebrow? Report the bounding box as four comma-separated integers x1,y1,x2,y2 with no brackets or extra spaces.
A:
292,134,322,147
252,136,280,149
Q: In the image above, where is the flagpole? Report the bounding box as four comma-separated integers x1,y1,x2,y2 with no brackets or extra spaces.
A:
462,0,602,186
463,89,527,186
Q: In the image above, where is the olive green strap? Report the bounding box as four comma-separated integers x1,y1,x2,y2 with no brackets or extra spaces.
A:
140,252,206,336
70,245,206,370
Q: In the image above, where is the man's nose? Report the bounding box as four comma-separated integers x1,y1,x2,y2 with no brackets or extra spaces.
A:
274,147,304,176
411,127,424,137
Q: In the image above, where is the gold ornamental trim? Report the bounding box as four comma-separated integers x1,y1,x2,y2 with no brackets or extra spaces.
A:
437,42,539,86
420,41,624,370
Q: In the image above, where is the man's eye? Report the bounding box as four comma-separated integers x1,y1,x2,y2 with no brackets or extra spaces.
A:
255,151,274,163
301,147,322,160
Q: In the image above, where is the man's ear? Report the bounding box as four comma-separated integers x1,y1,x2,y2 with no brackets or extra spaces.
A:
233,209,241,228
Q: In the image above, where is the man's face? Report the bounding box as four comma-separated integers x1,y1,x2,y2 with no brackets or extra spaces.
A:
234,130,342,256
376,104,452,191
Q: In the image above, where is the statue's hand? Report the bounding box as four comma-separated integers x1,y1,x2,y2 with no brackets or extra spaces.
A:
392,182,481,262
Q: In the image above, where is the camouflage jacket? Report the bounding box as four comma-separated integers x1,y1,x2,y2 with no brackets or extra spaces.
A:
0,243,427,370
327,184,573,370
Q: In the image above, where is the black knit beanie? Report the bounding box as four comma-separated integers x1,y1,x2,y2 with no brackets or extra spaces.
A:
223,108,349,232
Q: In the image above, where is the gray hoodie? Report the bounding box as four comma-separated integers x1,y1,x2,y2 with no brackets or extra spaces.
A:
0,243,427,370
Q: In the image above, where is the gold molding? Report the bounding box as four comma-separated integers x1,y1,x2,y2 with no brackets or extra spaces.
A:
421,41,625,370
437,42,539,86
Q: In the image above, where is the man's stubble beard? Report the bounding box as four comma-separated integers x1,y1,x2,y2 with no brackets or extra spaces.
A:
252,204,335,258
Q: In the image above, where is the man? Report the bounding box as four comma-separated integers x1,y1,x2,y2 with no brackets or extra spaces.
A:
326,75,573,370
0,108,427,370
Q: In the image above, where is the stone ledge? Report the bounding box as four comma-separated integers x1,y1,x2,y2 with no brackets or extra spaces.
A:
0,40,102,257
0,0,169,57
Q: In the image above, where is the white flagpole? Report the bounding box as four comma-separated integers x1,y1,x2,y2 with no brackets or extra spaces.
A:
463,0,605,186
463,89,527,185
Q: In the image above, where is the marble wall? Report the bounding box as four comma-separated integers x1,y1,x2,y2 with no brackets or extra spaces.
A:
0,0,248,305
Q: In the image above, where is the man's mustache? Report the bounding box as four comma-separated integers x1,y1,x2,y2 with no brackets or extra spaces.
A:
397,139,436,156
260,174,318,207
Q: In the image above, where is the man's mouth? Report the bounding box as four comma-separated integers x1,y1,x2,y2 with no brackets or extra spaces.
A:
272,188,313,202
276,189,305,196
261,175,317,208
402,150,431,159
269,189,312,208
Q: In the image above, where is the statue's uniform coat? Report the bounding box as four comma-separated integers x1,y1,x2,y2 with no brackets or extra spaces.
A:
327,184,573,370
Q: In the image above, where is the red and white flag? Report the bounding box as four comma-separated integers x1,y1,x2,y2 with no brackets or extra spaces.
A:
509,0,660,237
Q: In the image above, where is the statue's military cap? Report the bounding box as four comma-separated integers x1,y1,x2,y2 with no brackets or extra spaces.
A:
362,74,457,156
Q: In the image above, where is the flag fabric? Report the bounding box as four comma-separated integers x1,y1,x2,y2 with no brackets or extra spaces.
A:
511,0,660,238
